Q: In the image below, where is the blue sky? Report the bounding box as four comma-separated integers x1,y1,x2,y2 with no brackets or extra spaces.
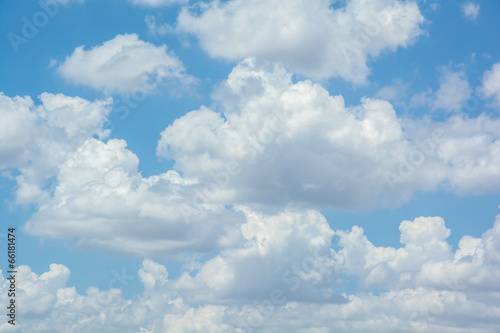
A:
1,0,500,332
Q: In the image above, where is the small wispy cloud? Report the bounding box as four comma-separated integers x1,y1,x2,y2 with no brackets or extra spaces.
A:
461,2,480,20
146,15,175,36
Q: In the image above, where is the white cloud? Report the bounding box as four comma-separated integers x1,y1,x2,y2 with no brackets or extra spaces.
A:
163,306,235,333
0,259,242,332
432,115,500,195
336,214,500,309
0,92,112,204
23,138,245,257
57,34,194,94
177,0,425,84
0,93,38,170
461,2,480,20
157,59,500,210
374,81,408,102
19,61,500,259
158,59,410,209
337,216,453,289
130,0,187,7
480,62,500,106
432,69,472,111
171,207,341,304
6,211,500,332
146,15,175,36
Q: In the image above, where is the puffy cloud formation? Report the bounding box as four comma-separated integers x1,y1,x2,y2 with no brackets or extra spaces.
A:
461,2,480,20
18,60,500,259
0,260,235,332
426,115,500,195
23,138,245,257
338,216,456,289
158,59,500,210
0,92,112,204
171,208,341,304
480,62,500,107
4,1,499,331
432,69,472,111
129,0,187,6
58,34,193,94
177,0,425,83
6,213,500,332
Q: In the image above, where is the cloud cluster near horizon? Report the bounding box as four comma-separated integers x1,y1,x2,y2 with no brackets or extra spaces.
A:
3,213,500,332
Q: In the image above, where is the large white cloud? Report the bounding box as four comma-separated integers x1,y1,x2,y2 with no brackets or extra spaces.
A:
176,0,424,84
0,92,112,204
57,34,194,94
23,138,245,257
157,59,500,210
171,207,342,304
20,60,500,259
6,211,500,332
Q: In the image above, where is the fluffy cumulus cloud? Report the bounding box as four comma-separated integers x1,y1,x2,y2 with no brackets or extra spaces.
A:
4,1,500,332
176,0,425,84
461,2,480,20
5,212,500,332
23,138,245,257
480,62,500,106
157,59,500,210
171,208,341,304
18,60,500,259
57,34,194,94
425,115,500,195
22,136,337,270
0,92,112,204
338,216,454,289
